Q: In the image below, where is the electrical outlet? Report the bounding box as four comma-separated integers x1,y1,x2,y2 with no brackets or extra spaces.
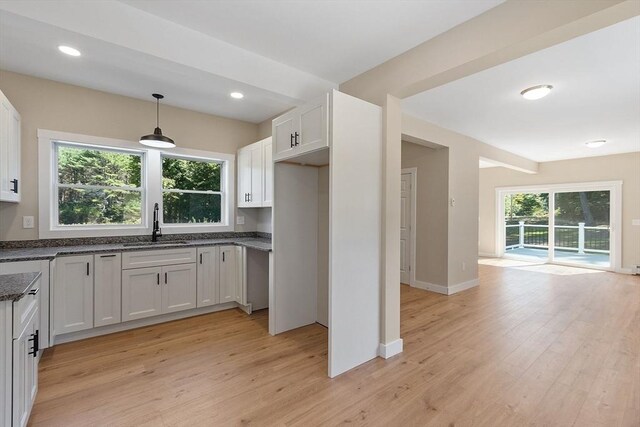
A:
22,216,34,229
236,216,245,225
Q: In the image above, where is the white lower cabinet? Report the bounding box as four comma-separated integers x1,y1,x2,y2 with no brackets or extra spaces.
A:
162,264,197,313
197,247,219,307
94,253,122,327
122,267,163,321
122,263,197,321
53,255,94,335
219,246,238,304
12,308,38,427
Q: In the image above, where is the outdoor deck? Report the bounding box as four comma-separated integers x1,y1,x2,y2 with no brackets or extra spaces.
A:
504,247,610,267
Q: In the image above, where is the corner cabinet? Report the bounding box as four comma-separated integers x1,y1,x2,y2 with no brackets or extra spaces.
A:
0,89,21,203
237,137,272,208
273,93,328,162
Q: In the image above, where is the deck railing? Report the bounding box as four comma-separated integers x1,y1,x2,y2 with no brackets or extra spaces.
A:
505,222,610,254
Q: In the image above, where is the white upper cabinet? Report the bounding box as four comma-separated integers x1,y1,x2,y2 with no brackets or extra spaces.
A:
53,255,94,335
273,93,329,162
237,137,272,208
0,89,21,202
94,253,122,327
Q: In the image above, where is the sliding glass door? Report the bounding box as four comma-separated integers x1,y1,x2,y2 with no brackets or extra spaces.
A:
498,182,620,271
504,192,549,261
553,191,610,268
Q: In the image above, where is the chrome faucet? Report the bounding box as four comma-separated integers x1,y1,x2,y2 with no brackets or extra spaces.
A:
152,202,162,242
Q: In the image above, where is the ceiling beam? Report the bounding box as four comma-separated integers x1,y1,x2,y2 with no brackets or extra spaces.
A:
340,0,639,105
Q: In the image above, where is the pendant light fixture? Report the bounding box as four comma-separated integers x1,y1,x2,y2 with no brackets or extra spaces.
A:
140,93,175,148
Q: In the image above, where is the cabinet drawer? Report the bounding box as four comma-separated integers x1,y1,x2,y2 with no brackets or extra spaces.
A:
122,248,196,269
13,277,40,339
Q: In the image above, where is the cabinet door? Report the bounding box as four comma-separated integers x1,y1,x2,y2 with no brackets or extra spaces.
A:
122,267,162,321
298,93,329,155
161,264,197,314
0,90,20,203
219,246,237,304
237,147,252,208
262,138,273,207
197,247,219,308
53,255,94,335
12,309,38,427
248,143,263,206
272,110,297,162
94,253,122,327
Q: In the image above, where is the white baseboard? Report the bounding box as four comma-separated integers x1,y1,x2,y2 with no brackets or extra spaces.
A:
53,302,241,345
413,280,449,294
448,278,479,294
478,252,497,258
378,338,403,359
413,278,479,295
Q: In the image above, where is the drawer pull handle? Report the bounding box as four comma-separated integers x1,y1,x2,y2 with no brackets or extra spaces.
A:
28,288,39,296
165,272,168,284
28,330,39,357
100,254,117,258
10,179,18,193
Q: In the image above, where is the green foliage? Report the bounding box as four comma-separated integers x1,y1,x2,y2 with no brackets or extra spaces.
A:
504,193,549,224
162,157,221,223
57,145,142,225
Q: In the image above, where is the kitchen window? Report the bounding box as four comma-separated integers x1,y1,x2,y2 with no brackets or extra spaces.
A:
54,142,145,227
38,130,235,238
161,155,224,224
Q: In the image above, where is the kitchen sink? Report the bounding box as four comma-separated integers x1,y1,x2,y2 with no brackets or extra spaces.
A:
123,240,189,247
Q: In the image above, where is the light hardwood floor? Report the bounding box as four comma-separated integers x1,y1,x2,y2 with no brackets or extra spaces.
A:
30,261,639,426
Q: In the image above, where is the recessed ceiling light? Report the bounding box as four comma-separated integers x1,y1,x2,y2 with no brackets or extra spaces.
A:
585,140,607,148
230,92,244,99
520,84,553,100
58,45,81,57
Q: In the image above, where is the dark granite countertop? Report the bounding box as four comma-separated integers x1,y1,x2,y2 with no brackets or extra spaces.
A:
0,238,272,263
0,271,42,302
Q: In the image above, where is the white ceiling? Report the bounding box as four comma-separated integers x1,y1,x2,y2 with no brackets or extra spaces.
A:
0,0,502,123
121,0,504,83
403,16,640,163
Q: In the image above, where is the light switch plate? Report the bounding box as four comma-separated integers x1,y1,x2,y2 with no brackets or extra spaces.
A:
23,216,35,229
236,216,245,225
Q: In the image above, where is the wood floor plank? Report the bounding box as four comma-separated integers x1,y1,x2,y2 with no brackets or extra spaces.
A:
29,263,640,426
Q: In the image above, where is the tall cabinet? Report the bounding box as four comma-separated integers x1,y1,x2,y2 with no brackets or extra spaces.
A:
0,89,21,203
272,90,383,378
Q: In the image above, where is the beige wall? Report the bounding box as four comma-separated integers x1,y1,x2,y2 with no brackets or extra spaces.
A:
401,141,449,286
402,115,481,287
0,70,259,241
479,152,640,270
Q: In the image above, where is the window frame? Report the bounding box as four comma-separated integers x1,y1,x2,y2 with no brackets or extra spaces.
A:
38,129,235,239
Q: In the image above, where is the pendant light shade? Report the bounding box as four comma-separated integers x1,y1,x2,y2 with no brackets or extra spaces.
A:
140,93,175,148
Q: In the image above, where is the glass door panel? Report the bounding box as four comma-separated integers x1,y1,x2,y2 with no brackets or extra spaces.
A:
553,191,610,268
504,192,549,261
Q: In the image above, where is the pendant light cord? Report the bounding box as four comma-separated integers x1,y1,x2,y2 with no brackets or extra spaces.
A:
156,98,160,128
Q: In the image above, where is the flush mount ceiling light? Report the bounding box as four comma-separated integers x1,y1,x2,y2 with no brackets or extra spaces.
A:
520,84,553,100
140,94,175,148
585,139,607,148
58,45,81,57
230,92,244,99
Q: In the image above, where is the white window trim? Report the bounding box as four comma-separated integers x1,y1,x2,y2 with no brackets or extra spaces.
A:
38,129,235,239
494,180,623,273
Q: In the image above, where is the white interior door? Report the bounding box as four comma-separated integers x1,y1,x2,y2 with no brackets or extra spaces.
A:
400,172,413,284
